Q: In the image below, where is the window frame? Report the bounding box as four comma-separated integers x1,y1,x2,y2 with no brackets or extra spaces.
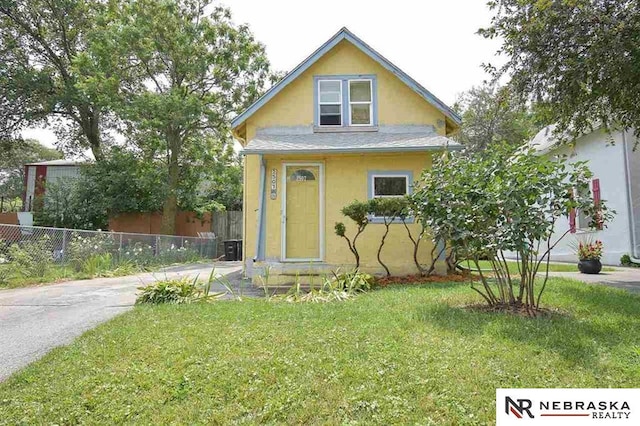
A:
370,174,410,199
313,75,377,129
575,184,592,231
348,79,373,126
367,170,413,224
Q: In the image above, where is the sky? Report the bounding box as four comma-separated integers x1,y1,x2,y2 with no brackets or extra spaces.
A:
21,0,503,149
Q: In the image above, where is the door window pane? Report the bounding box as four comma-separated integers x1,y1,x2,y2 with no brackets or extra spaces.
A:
289,169,316,181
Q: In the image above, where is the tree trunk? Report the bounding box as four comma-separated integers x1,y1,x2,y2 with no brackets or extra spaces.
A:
79,106,103,162
160,132,180,235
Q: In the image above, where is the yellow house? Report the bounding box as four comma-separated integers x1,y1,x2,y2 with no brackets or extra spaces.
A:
232,28,461,284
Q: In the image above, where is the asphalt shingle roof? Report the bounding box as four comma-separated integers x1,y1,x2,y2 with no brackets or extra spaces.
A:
243,129,462,154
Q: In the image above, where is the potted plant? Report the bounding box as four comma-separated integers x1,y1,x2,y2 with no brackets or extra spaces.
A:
575,239,603,274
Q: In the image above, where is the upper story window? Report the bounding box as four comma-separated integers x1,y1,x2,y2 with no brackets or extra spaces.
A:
349,80,372,126
314,75,377,129
318,80,342,126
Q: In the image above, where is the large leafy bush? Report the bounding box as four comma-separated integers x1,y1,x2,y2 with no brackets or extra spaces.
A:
412,145,613,314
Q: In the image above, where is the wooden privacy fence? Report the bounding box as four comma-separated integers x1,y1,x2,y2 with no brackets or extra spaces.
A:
211,211,242,256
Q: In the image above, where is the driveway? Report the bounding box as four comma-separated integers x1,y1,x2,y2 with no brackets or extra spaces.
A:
548,267,640,293
0,262,245,382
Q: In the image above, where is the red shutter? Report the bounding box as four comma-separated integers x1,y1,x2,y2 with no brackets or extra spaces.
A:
569,188,576,233
592,178,602,230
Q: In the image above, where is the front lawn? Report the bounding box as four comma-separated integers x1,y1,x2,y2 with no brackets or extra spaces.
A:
1,279,638,424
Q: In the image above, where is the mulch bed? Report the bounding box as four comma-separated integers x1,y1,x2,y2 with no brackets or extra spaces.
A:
377,273,473,287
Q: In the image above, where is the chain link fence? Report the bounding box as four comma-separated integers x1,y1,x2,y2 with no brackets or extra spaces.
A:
0,224,218,271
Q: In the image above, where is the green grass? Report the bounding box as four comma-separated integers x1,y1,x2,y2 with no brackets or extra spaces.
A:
469,259,615,273
0,263,77,288
0,259,210,289
1,279,639,424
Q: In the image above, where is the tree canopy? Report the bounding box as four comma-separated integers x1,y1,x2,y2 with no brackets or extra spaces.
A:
454,83,538,151
0,0,110,159
78,0,272,234
0,138,62,201
480,0,640,142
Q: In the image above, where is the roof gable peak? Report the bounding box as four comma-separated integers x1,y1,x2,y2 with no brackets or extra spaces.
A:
231,27,461,130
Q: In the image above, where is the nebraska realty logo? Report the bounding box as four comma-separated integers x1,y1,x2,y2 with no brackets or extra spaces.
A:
496,389,639,425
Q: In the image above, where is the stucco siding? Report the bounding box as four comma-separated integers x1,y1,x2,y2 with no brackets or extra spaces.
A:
543,130,631,265
244,151,440,277
244,40,447,141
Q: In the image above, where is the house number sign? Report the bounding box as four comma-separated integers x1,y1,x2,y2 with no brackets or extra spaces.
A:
270,169,277,200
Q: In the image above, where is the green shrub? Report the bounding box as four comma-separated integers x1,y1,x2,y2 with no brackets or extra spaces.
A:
620,254,640,267
8,235,54,278
81,253,114,277
120,242,155,267
136,277,200,304
0,265,10,287
368,197,409,277
67,232,116,271
275,270,374,304
335,200,371,268
135,274,226,305
331,270,376,292
158,241,202,264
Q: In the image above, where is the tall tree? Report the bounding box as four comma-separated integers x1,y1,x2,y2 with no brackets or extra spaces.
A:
480,0,640,141
454,83,536,151
0,138,62,200
80,0,272,234
0,0,110,159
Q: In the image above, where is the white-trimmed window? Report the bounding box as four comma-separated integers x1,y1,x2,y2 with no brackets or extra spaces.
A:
318,80,342,126
368,172,412,223
371,174,410,198
315,75,377,128
348,80,372,126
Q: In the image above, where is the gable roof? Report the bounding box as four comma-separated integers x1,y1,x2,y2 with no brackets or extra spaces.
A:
231,27,462,130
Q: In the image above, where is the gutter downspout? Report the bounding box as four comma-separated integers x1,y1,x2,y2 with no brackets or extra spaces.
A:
254,155,267,262
621,130,640,262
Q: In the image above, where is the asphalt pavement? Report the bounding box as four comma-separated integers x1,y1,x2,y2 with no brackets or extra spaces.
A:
0,262,243,382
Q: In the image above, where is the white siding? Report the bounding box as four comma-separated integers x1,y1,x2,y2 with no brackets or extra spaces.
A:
45,165,81,186
545,130,631,265
25,166,36,211
43,166,81,207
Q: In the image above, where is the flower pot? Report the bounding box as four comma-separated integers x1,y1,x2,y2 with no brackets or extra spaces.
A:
578,259,602,274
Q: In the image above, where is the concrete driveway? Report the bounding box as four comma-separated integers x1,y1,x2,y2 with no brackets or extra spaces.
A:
548,267,640,293
0,262,243,382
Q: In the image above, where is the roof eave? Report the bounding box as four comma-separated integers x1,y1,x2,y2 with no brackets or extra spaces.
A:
241,145,463,155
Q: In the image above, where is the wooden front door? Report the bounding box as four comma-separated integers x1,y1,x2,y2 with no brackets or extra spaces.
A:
284,164,321,260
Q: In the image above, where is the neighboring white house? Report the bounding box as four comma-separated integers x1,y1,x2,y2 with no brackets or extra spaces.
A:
530,126,640,265
23,160,83,212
